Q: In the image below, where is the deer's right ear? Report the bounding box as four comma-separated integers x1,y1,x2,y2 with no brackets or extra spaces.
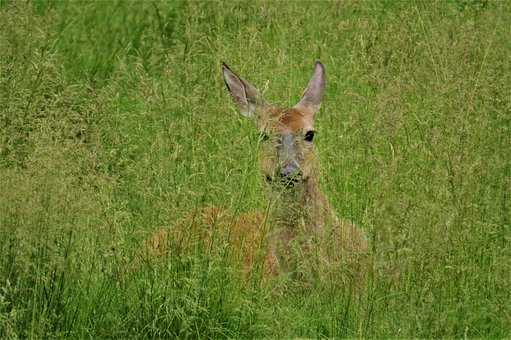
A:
222,63,265,118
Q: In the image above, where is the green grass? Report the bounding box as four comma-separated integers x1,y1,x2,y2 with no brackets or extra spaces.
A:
1,0,510,337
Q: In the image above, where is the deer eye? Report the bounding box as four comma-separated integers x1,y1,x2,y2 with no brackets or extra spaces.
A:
304,130,315,142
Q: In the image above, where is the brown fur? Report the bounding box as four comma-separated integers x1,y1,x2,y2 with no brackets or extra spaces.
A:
140,207,278,278
275,108,305,132
138,62,370,285
139,105,369,284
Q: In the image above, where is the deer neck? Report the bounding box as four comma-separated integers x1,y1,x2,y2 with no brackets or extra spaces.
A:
267,175,332,231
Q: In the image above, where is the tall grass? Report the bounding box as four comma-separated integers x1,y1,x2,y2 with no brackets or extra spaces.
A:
1,0,510,337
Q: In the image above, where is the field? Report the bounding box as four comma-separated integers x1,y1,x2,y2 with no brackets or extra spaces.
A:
1,0,510,338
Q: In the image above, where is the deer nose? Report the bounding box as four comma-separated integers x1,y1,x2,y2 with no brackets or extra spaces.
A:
280,163,301,178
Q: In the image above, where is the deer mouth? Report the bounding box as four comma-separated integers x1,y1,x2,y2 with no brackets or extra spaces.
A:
265,174,303,189
281,176,300,188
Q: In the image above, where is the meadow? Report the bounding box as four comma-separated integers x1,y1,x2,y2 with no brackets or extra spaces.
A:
0,0,510,338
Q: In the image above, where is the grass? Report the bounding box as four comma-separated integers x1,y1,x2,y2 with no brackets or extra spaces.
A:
1,0,510,338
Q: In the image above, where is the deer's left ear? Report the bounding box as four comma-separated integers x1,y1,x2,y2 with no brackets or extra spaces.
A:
294,61,325,116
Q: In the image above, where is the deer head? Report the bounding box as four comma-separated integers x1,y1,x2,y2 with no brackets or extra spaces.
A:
222,61,326,192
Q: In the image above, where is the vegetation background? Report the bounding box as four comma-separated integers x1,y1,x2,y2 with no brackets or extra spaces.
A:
1,0,509,338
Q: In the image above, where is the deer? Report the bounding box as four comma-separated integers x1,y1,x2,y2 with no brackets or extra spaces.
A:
141,61,369,285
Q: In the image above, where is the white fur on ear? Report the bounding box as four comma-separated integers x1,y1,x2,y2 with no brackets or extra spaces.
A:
222,63,265,118
294,61,326,115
